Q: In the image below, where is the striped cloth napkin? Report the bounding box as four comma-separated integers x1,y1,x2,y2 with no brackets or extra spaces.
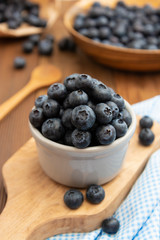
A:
48,96,160,240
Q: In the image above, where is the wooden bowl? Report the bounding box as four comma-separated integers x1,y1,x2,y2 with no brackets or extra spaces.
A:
64,0,160,71
0,2,58,38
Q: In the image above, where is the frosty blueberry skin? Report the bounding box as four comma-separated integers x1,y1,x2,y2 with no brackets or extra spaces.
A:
102,217,120,234
64,189,84,209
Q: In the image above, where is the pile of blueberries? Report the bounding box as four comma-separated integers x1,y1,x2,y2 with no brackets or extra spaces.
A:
0,0,47,29
139,116,154,146
29,73,132,149
74,1,160,50
64,184,120,235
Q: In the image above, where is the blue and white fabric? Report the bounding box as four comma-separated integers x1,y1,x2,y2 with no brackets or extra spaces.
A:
47,96,160,240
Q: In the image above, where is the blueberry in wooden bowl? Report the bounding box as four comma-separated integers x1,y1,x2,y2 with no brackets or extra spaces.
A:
64,0,160,71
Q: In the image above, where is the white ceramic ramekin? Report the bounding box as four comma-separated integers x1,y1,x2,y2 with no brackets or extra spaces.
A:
29,100,136,188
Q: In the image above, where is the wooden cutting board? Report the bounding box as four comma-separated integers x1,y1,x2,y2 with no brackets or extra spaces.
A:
0,116,160,240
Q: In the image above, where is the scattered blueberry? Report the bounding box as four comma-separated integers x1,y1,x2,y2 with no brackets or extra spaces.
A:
14,57,26,69
139,128,155,146
71,129,91,148
22,41,34,53
38,39,53,56
64,189,84,209
102,217,120,234
86,184,105,204
28,34,41,45
58,37,76,51
140,116,153,129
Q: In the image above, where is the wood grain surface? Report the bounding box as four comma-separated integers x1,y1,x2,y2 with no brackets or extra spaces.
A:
0,116,160,239
0,0,160,218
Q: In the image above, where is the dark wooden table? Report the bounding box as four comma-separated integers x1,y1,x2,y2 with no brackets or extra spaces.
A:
0,0,160,215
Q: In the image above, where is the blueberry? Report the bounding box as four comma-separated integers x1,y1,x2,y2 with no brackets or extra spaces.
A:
139,128,154,146
86,184,105,204
71,129,91,148
47,83,67,101
85,18,96,28
122,108,132,127
64,189,84,209
78,28,89,37
146,45,158,50
95,103,112,124
29,107,45,129
99,27,111,40
88,6,106,18
96,124,116,145
64,130,74,146
22,41,34,53
28,34,41,45
8,19,21,29
45,34,54,43
38,39,53,55
110,93,125,111
14,57,26,69
69,90,88,107
87,100,96,111
43,99,60,118
87,27,99,39
41,118,65,141
27,14,40,26
112,118,128,138
92,2,101,8
58,37,76,51
91,82,112,102
127,39,146,49
102,217,120,234
71,105,96,131
35,95,48,108
106,101,119,119
63,95,71,109
62,108,73,129
96,16,108,28
140,116,153,128
75,74,92,92
113,23,127,37
38,18,47,28
64,73,80,91
74,18,85,31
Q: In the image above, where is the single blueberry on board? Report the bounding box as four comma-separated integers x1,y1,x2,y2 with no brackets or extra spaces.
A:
86,184,105,204
64,189,84,209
